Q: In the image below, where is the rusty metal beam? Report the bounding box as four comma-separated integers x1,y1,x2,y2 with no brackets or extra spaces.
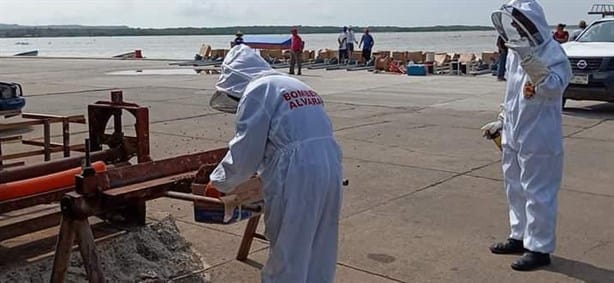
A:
103,148,227,188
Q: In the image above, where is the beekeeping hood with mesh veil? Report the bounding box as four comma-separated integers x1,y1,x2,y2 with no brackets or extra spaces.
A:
491,0,550,48
209,45,279,113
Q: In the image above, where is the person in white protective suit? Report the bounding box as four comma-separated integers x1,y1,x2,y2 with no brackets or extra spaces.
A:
207,44,343,283
482,0,572,271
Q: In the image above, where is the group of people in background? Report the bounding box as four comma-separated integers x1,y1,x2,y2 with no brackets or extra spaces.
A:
495,18,588,81
338,26,375,63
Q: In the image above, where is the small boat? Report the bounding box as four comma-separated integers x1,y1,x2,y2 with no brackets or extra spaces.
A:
14,50,38,56
113,50,143,59
15,42,30,45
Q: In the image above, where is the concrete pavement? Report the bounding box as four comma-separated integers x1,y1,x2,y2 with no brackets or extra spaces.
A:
1,57,613,282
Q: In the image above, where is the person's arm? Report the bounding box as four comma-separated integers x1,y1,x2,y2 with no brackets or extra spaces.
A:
359,35,364,48
210,85,272,193
521,55,572,99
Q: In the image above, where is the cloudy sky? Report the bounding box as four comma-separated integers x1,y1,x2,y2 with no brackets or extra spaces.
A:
0,0,598,28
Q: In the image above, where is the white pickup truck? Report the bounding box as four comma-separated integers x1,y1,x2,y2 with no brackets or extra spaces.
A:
562,16,614,108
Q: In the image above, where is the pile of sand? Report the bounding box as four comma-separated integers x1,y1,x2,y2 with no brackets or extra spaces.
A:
0,216,209,282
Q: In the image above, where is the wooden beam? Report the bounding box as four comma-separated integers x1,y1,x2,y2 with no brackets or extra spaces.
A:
0,207,62,241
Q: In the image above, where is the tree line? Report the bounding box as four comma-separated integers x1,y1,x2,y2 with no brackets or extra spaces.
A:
0,25,494,38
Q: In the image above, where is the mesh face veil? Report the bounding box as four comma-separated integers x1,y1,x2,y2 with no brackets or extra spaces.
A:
491,5,544,47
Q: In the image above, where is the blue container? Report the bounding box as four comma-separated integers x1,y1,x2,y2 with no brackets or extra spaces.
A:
407,64,427,76
194,207,255,224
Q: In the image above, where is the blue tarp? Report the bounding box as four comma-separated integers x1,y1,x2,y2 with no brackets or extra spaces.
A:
242,35,291,50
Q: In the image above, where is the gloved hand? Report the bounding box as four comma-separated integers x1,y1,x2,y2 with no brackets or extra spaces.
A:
481,106,504,139
520,55,549,86
505,38,532,59
481,120,503,139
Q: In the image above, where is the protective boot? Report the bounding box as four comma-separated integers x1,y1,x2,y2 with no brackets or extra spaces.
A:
511,251,551,271
489,238,525,254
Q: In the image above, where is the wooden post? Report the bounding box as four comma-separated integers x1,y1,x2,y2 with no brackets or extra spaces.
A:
50,217,76,283
62,120,70,157
43,119,51,161
236,215,261,261
75,219,104,283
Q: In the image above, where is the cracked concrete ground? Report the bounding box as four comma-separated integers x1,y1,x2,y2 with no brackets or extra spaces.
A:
1,57,613,282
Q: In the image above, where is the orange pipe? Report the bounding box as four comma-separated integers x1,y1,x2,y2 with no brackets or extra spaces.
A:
0,161,107,201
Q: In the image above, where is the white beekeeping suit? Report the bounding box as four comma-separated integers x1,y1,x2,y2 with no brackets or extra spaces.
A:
484,0,572,271
209,44,344,282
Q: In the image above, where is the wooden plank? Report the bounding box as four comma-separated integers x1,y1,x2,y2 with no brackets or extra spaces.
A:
0,207,62,241
21,113,86,124
102,172,196,200
0,119,43,131
0,136,22,143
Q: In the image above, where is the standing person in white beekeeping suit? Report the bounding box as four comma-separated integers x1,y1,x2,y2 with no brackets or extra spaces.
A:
207,44,343,282
482,0,572,271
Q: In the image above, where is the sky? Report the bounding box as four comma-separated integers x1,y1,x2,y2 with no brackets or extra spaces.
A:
0,0,600,28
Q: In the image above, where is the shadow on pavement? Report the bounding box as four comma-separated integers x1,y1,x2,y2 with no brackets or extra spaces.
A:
546,256,614,283
563,102,614,120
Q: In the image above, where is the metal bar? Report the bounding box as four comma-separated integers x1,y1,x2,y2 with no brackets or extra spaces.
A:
0,144,86,162
1,148,120,183
21,139,85,151
164,191,224,205
43,119,51,161
62,120,70,157
21,113,86,124
0,136,22,143
75,218,105,283
1,149,46,160
0,119,43,131
50,217,76,283
236,215,261,261
253,233,268,241
0,209,62,241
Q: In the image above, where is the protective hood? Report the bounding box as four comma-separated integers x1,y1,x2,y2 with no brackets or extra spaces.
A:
211,44,279,113
491,0,551,47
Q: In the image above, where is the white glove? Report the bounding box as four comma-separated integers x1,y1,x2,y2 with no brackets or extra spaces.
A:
505,38,532,59
520,55,549,86
481,106,504,139
481,120,503,139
